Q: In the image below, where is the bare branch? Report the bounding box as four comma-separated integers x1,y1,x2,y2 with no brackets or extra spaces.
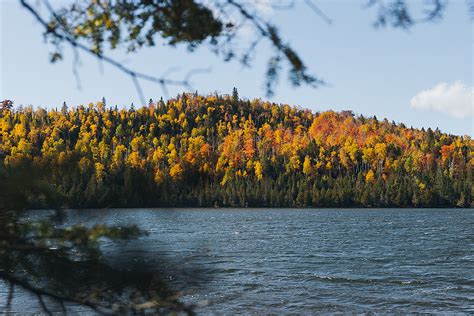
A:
241,34,263,67
0,271,109,315
268,0,296,10
131,75,145,106
226,0,325,91
304,0,332,25
468,0,474,19
3,282,14,313
37,294,53,316
20,0,201,105
366,0,449,28
72,46,82,90
184,67,213,90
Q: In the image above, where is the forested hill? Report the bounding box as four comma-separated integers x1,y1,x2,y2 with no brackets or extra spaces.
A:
0,93,472,208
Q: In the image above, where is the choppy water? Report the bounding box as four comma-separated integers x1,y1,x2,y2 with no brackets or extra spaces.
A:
3,208,474,314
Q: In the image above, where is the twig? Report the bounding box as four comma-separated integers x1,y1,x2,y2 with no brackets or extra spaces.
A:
3,282,14,313
19,0,205,105
304,0,332,25
0,271,111,315
37,294,53,316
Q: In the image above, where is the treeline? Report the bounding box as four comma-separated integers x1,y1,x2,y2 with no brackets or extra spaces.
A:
0,92,472,208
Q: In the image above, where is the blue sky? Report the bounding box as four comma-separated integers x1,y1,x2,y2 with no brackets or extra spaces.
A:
1,0,472,136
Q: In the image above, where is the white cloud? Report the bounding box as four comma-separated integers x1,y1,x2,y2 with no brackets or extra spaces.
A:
410,81,473,118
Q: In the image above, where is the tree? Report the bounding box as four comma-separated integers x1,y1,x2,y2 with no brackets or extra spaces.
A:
0,100,14,111
61,101,68,114
0,164,194,314
169,163,184,180
1,93,470,209
302,155,313,176
366,169,376,183
254,161,263,181
232,87,239,103
18,0,471,101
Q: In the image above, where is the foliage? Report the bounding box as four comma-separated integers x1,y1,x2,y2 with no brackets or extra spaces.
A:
0,165,194,314
20,0,471,98
1,92,471,208
1,100,14,111
20,0,324,97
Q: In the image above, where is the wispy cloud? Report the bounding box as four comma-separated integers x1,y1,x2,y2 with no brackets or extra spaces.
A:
410,81,473,118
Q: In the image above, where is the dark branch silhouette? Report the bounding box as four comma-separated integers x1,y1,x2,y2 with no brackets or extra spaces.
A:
0,165,204,314
17,0,471,101
20,0,211,105
19,0,327,100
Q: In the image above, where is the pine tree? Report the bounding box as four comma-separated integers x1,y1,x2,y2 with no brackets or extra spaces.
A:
232,87,239,103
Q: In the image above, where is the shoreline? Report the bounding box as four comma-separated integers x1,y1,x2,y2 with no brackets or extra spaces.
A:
29,207,473,212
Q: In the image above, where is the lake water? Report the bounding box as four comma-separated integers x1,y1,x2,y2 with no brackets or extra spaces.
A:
3,208,474,314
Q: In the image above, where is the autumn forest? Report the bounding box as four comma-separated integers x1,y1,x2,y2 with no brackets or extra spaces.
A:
0,92,472,208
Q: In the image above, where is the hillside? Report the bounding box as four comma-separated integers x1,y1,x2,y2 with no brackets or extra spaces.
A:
0,93,472,208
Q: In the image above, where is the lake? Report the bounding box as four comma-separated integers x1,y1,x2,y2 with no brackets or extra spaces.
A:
2,208,474,313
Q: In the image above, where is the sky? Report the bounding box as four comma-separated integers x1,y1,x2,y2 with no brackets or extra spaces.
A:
1,0,473,136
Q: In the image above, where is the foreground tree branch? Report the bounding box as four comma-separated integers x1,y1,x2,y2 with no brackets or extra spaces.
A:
0,165,196,314
17,0,472,101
